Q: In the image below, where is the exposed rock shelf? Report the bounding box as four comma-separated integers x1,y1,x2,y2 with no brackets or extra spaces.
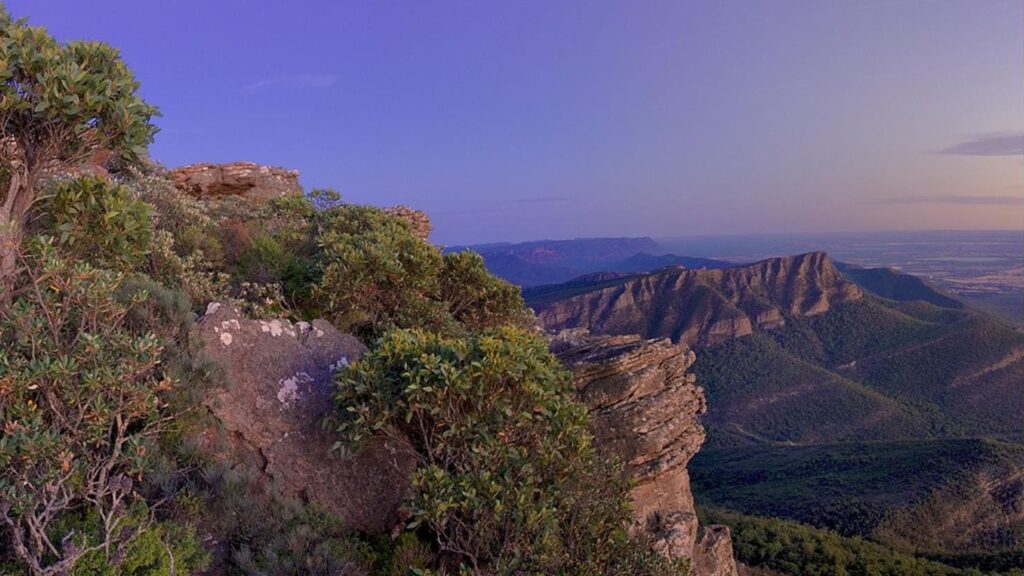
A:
171,161,302,199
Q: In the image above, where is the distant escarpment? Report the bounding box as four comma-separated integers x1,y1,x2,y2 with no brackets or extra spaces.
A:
533,251,862,347
552,330,738,575
447,237,734,287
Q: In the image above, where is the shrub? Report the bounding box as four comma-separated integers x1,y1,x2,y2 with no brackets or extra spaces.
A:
315,206,531,340
439,251,531,332
0,239,186,575
196,467,375,576
315,205,448,338
335,327,682,575
35,177,153,270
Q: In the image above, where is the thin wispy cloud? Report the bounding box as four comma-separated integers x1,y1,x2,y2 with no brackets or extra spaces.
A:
505,196,568,205
243,73,338,92
937,132,1024,156
870,195,1024,206
435,197,568,215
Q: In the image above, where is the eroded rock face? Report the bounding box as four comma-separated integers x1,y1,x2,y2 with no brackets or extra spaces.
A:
384,205,433,241
693,526,739,576
170,161,302,200
552,330,737,576
194,303,414,532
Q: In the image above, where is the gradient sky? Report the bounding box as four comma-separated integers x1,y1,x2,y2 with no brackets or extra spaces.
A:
10,0,1024,244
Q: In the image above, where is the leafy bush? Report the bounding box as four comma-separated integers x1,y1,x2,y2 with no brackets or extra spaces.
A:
69,509,208,576
315,205,448,338
0,239,196,575
335,327,682,575
194,467,376,576
315,205,530,339
35,177,153,270
439,251,531,332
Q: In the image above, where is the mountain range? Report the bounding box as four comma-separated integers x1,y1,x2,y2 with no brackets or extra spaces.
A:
489,239,1024,571
446,237,732,286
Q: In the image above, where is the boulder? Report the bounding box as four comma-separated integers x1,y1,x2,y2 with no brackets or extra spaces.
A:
170,161,302,200
193,302,414,532
553,330,737,576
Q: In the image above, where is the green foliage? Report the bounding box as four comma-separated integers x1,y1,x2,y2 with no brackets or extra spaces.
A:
69,509,208,576
314,205,531,339
0,6,159,291
0,8,158,165
197,468,376,576
439,251,531,332
703,508,969,576
692,439,1020,537
335,327,682,575
36,177,152,270
0,239,184,574
316,205,448,338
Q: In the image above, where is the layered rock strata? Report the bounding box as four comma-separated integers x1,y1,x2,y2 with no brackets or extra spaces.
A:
552,330,737,575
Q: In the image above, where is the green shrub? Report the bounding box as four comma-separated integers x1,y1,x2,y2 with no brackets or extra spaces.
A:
440,251,531,332
314,206,532,340
196,467,375,576
69,509,208,576
36,176,153,270
315,205,449,338
335,327,682,575
0,239,191,575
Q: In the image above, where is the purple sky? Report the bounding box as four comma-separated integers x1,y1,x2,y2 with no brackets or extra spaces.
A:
11,0,1024,244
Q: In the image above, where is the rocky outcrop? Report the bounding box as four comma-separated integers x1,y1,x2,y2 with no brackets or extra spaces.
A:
535,252,862,347
384,205,432,241
170,161,302,200
193,303,414,533
552,330,737,575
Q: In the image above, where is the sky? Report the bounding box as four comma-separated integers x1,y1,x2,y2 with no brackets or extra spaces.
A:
10,0,1024,245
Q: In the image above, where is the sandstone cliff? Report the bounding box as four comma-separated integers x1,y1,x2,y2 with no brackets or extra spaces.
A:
534,252,861,347
552,330,738,575
170,161,303,199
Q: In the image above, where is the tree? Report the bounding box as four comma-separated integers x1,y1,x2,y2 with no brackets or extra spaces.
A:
0,8,158,296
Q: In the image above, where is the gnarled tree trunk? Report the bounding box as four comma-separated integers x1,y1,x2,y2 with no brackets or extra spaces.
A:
0,167,32,304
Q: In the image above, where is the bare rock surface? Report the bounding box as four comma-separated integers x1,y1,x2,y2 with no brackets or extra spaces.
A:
194,302,414,532
384,205,433,241
553,330,737,575
170,161,302,200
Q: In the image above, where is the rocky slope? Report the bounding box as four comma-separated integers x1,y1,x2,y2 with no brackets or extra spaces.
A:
533,251,862,347
552,330,737,575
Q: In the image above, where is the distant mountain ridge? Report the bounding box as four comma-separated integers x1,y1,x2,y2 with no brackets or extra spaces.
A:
446,237,733,286
531,251,861,347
